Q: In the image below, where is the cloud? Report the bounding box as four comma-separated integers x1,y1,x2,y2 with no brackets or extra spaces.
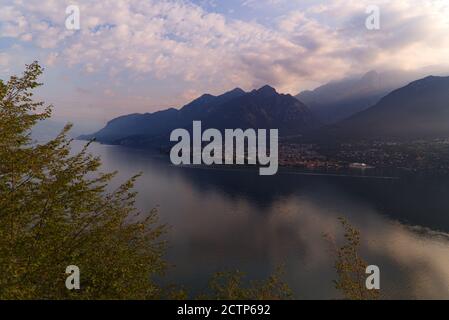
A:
0,52,10,72
0,0,448,116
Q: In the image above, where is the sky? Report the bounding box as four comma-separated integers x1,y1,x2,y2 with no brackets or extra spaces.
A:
1,0,449,128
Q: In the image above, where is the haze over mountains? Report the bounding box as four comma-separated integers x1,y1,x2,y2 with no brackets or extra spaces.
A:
81,72,449,147
297,71,395,124
295,69,448,124
31,119,99,142
80,85,319,147
322,75,449,141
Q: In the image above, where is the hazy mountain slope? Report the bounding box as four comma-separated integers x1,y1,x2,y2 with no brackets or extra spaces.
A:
32,119,101,142
296,70,431,124
79,108,179,143
323,76,449,140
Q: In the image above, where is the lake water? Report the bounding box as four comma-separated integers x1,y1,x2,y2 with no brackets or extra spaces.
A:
77,141,449,299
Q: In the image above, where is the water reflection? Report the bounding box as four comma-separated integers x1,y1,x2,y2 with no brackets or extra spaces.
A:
80,141,449,299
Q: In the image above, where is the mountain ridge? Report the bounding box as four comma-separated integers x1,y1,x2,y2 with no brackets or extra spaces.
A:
317,75,449,141
80,85,319,147
295,70,432,124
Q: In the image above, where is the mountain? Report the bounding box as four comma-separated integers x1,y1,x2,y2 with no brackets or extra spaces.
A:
79,108,179,144
178,87,246,120
199,85,317,135
296,70,426,124
320,76,449,141
80,86,319,147
32,119,101,142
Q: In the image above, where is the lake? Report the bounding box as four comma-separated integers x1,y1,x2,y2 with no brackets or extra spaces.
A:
76,141,449,299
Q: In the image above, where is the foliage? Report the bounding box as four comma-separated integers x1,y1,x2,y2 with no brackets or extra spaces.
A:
1,62,382,301
327,217,379,300
0,62,167,299
200,268,292,300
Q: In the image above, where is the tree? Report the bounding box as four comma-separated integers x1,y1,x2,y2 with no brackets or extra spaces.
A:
0,62,167,299
325,218,380,300
200,268,292,300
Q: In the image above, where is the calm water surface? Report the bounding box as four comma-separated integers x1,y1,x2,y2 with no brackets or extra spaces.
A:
77,141,449,299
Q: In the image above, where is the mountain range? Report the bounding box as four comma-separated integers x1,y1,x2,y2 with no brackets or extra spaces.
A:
295,70,430,124
80,85,319,147
81,74,449,146
320,75,449,141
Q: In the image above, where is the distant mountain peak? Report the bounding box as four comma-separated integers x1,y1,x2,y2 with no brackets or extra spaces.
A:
199,93,215,99
255,85,277,95
409,75,442,86
361,70,380,81
227,87,245,94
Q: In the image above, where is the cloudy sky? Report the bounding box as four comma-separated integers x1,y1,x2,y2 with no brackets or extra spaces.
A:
1,0,449,127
